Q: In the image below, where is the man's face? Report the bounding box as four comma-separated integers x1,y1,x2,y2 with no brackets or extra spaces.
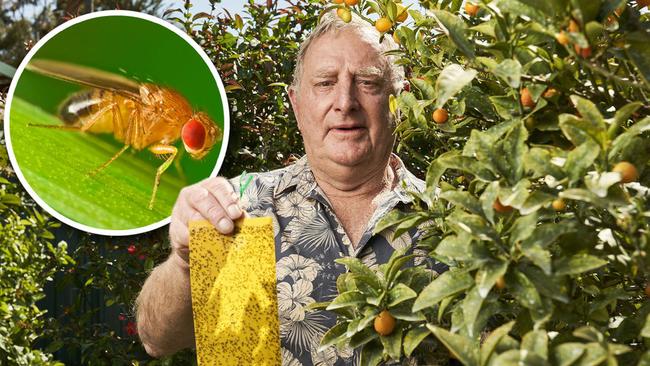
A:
289,28,395,171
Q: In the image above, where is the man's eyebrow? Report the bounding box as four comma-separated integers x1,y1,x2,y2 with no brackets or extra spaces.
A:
312,68,338,78
355,67,384,78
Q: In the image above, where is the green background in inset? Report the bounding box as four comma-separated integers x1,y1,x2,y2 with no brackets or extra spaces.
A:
9,13,227,231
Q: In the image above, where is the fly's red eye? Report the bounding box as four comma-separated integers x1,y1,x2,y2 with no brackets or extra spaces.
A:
182,119,206,150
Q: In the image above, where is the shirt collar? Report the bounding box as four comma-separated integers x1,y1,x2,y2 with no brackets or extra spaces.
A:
272,154,424,202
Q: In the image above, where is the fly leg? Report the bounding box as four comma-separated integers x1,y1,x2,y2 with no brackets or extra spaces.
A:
88,144,130,177
148,144,178,210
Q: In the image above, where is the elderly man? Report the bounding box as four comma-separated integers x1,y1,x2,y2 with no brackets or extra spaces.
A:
136,10,444,365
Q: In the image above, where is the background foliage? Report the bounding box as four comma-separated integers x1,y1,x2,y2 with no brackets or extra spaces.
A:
0,0,319,364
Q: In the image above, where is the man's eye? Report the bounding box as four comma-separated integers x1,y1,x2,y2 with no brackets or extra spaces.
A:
359,80,379,86
316,81,334,87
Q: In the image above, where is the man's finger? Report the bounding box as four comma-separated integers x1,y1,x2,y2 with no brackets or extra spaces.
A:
202,178,243,220
189,188,234,234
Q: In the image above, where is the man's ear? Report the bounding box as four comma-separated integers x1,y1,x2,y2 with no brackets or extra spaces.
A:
288,86,302,130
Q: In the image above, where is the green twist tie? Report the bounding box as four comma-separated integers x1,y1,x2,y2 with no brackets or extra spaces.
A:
239,171,253,199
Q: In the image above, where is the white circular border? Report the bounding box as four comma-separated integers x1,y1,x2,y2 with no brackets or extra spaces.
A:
3,10,231,236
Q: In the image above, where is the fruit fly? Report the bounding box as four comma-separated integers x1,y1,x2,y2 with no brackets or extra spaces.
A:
26,59,222,210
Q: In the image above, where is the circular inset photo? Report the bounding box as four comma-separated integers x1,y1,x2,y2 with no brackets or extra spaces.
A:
4,10,230,235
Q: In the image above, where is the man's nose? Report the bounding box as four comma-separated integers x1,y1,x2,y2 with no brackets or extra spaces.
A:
333,78,359,113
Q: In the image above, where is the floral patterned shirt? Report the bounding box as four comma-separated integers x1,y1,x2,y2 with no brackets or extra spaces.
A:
229,154,446,366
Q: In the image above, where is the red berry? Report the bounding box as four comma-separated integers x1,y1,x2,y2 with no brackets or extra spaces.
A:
126,321,138,336
118,314,126,321
127,245,137,254
138,254,146,261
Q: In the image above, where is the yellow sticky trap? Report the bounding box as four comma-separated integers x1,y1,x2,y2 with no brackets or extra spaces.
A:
189,217,280,365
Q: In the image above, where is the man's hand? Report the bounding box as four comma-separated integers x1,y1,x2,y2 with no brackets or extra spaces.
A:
169,177,244,267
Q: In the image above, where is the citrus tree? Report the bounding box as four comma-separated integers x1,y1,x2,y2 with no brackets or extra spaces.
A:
313,0,650,364
1,0,321,364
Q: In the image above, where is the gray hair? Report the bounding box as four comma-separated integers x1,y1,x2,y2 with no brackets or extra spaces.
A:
289,10,405,94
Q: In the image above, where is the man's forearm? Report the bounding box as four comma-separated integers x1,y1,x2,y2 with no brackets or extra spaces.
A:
135,253,195,357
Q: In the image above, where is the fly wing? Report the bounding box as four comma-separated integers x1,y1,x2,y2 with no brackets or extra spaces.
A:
26,59,141,99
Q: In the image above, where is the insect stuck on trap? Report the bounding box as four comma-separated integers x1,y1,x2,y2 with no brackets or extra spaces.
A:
26,59,222,210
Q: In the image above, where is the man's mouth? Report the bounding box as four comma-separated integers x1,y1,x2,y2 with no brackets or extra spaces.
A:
330,125,366,133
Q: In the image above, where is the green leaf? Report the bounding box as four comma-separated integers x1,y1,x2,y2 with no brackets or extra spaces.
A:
413,269,473,311
410,78,436,100
559,114,604,147
625,31,650,83
380,326,403,360
554,254,607,276
480,321,515,366
570,0,601,23
318,322,348,351
387,283,417,308
606,101,643,136
374,209,418,238
404,326,431,357
573,342,608,365
492,59,522,88
609,116,650,160
234,14,244,30
509,271,542,311
390,306,427,321
337,272,351,294
522,330,548,360
447,211,500,242
493,0,548,23
426,151,496,189
335,258,383,290
553,343,585,366
385,251,416,285
434,233,491,263
639,351,650,366
461,286,485,338
520,265,569,303
359,339,383,366
518,0,558,16
440,190,483,216
564,140,600,183
434,64,477,109
0,60,16,78
559,188,625,208
476,260,509,297
521,221,576,250
305,301,330,311
641,313,650,338
350,327,379,348
570,95,606,137
491,349,548,366
509,213,539,244
327,291,366,310
427,325,479,366
498,179,531,209
145,258,154,272
495,121,528,184
480,181,500,225
490,95,519,120
523,247,551,275
431,11,476,59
